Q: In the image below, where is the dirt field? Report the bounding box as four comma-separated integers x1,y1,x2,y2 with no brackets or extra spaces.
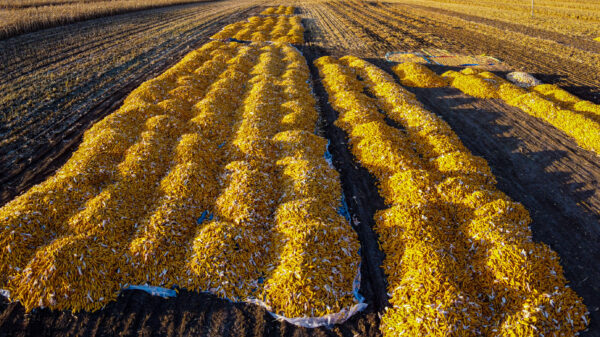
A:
1,0,599,336
0,0,213,39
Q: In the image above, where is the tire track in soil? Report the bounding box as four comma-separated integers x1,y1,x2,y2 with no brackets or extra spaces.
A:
351,1,446,49
323,1,392,54
302,3,364,53
331,0,427,52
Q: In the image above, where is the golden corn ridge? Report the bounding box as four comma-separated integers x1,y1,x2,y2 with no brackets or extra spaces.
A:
211,15,304,44
260,6,295,16
0,41,361,319
315,55,588,337
442,67,600,155
392,62,448,88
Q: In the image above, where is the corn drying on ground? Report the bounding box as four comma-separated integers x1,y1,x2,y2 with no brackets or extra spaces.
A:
2,1,600,336
439,67,600,155
315,55,589,337
261,5,295,15
211,15,304,44
389,62,600,156
0,40,361,319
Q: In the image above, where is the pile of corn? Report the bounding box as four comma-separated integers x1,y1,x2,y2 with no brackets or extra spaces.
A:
442,68,499,99
443,67,600,155
392,62,447,88
315,55,588,336
261,5,295,16
531,83,600,123
211,16,304,44
0,41,361,318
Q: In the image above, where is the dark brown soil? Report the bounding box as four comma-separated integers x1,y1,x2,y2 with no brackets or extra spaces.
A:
0,290,381,337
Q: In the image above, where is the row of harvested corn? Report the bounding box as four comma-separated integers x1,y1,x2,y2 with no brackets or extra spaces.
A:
393,62,600,155
0,41,361,318
260,5,295,16
211,15,304,44
315,56,588,336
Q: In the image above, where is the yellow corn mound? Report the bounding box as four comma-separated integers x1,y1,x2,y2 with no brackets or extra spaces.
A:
442,70,499,98
507,92,600,154
532,84,580,106
0,41,361,319
261,5,295,15
443,67,600,155
531,84,600,123
212,16,304,44
392,62,447,88
315,55,588,337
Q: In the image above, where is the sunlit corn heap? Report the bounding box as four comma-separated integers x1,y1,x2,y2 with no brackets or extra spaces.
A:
315,56,588,337
393,62,447,88
441,67,600,155
261,5,295,16
0,40,360,318
211,16,304,44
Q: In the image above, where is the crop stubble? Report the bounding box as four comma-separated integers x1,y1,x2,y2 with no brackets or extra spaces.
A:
0,0,266,206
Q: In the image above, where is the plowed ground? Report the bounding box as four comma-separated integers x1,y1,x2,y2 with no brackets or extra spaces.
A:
1,0,599,336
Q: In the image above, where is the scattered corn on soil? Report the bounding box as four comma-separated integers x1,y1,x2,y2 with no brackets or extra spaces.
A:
0,40,361,319
261,5,295,15
315,55,589,336
211,15,304,43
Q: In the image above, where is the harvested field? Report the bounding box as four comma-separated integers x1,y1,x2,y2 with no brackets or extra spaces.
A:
1,0,600,336
0,0,264,206
0,0,213,39
299,0,600,101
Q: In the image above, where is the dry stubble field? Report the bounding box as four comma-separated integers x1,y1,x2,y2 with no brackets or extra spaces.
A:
0,0,599,336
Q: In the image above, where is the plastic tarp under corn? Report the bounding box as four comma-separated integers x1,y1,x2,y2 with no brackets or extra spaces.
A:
0,41,364,327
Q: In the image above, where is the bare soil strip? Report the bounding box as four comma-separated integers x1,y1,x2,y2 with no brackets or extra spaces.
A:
0,290,381,336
